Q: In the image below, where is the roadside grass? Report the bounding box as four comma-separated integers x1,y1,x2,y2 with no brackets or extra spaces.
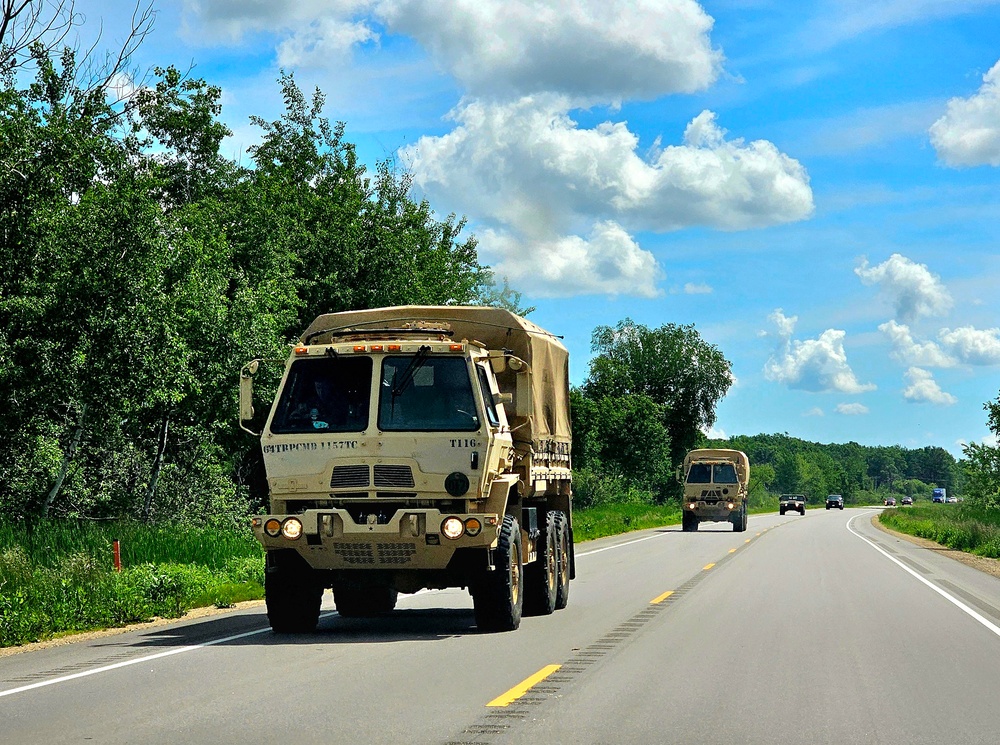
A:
0,521,264,649
878,504,1000,558
573,503,682,542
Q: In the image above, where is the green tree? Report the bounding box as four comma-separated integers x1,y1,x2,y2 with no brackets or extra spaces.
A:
584,318,732,470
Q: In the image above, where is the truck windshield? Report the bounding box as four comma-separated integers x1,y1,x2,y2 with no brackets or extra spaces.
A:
687,464,712,483
687,463,740,484
378,356,480,432
269,357,373,434
713,464,738,484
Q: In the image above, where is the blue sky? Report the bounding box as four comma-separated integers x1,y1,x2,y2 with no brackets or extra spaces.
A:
80,0,1000,456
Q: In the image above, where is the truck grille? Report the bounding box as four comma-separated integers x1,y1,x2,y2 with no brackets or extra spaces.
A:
331,542,417,565
332,543,375,565
376,543,417,565
373,465,415,488
330,465,370,489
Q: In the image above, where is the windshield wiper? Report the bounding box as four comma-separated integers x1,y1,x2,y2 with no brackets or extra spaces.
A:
391,346,432,402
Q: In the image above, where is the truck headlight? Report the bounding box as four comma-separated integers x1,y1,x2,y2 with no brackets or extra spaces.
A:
464,518,482,536
688,503,696,510
727,502,735,510
441,516,465,540
281,517,303,540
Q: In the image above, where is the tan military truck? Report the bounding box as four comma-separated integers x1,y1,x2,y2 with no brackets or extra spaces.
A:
239,306,574,633
679,448,750,532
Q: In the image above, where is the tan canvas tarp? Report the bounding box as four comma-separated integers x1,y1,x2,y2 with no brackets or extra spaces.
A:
300,306,572,447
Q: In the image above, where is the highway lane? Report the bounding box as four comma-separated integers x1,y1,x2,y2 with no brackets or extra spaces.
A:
4,508,1000,744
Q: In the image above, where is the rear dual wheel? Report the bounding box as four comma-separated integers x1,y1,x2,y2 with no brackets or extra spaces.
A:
524,511,558,616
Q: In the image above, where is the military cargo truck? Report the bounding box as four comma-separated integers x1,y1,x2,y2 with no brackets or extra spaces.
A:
679,449,750,532
239,306,574,633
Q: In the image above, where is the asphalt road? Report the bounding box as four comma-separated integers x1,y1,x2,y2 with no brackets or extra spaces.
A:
4,508,1000,744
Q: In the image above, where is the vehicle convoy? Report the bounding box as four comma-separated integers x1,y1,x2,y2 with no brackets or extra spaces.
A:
779,494,806,516
239,306,574,633
826,494,844,510
679,449,750,532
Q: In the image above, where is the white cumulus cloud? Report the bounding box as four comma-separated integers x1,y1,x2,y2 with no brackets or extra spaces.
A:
478,222,662,298
938,326,1000,365
855,253,953,322
764,321,875,394
377,0,723,103
930,59,1000,167
902,367,957,405
836,403,869,415
879,320,957,367
403,101,813,235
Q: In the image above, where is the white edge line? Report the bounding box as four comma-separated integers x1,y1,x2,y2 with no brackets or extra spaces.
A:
0,611,337,699
576,531,669,557
847,511,1000,638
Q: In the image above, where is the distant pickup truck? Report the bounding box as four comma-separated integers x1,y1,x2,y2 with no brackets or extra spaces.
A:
826,494,844,510
779,494,806,516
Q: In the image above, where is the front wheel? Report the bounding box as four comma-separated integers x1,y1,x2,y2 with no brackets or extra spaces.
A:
264,550,323,634
473,515,523,632
732,504,748,532
682,511,698,532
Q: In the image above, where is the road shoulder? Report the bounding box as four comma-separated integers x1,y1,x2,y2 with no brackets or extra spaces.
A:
873,513,1000,581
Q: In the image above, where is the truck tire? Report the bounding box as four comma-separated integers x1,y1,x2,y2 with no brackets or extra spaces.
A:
731,504,747,532
333,586,398,617
265,550,323,634
524,511,558,616
473,515,523,632
682,511,698,532
780,508,786,515
799,506,805,515
554,511,571,610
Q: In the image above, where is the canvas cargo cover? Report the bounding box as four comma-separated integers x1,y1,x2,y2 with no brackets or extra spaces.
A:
684,449,750,481
300,306,572,446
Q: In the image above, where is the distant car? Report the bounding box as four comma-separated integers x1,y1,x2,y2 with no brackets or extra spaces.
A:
901,496,913,506
779,494,806,516
947,496,959,503
884,497,897,507
826,494,844,510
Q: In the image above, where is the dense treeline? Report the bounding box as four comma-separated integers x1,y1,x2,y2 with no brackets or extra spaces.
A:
710,433,961,505
0,44,524,525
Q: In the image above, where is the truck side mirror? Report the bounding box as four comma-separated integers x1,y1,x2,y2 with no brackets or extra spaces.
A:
493,392,513,406
239,360,260,434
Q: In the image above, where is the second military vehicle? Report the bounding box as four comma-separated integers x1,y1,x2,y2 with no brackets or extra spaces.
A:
679,449,750,532
240,306,574,633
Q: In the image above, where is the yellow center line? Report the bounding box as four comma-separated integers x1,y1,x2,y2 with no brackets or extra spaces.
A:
487,665,562,707
745,539,751,543
650,590,674,604
729,548,737,553
703,563,716,571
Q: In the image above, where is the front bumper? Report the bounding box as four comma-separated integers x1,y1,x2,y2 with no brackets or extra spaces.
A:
252,508,500,570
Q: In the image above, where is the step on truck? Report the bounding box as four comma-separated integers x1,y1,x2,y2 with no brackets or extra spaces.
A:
679,449,750,532
239,306,574,633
